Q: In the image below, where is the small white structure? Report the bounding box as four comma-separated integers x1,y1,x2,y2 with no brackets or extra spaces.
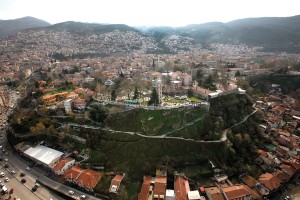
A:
208,90,222,99
188,190,202,200
24,145,64,168
238,88,246,94
166,189,175,200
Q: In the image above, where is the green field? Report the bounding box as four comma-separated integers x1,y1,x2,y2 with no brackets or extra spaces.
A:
105,106,207,136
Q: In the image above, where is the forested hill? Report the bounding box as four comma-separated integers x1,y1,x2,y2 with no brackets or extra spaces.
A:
0,16,51,37
142,15,300,53
49,21,139,34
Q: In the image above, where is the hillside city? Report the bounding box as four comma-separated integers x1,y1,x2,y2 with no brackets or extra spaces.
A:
0,18,299,200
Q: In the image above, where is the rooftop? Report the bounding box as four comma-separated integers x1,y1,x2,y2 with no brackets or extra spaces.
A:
24,145,63,166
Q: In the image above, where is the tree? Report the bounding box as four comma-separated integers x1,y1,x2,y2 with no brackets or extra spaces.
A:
34,81,39,88
187,88,193,97
133,86,138,100
235,71,241,77
148,87,159,106
111,89,117,101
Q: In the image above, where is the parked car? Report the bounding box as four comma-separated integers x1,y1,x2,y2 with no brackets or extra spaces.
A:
21,179,26,183
4,177,9,182
26,167,31,171
80,195,86,199
0,172,4,177
31,186,37,192
10,170,15,174
68,190,74,195
4,158,8,162
20,172,25,177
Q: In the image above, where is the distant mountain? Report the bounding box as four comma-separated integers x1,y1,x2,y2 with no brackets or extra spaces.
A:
0,16,51,37
142,15,300,53
49,21,139,35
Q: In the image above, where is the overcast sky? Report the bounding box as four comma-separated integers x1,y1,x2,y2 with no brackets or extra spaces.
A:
0,0,299,27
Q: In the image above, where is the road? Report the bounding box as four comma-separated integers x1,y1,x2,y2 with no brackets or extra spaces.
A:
0,164,40,200
4,137,101,200
0,89,102,200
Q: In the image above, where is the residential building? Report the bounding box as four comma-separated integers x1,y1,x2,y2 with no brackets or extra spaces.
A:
53,157,75,175
153,176,167,200
174,176,190,200
76,169,102,192
258,173,281,191
64,99,72,114
205,187,225,200
221,185,253,200
64,165,85,183
109,174,125,193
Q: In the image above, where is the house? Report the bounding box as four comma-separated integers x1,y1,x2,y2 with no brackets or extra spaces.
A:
221,185,253,200
53,157,75,175
138,176,153,200
272,170,290,183
153,176,167,200
109,174,125,193
66,92,79,99
174,176,190,200
63,165,85,183
258,173,281,191
42,94,56,106
241,175,268,197
72,98,86,111
205,187,225,200
76,169,102,192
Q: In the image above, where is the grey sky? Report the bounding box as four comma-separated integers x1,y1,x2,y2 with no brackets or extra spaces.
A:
0,0,299,26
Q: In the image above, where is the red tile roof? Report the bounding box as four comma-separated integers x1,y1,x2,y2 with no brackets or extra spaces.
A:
222,185,252,200
153,176,167,199
257,149,268,157
138,176,152,200
53,157,74,172
258,173,281,191
63,165,85,180
76,169,102,189
174,176,190,200
205,187,225,200
241,175,259,188
109,174,124,193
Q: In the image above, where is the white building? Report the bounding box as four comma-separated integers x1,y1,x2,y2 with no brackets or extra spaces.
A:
24,145,64,168
64,99,72,114
166,189,175,200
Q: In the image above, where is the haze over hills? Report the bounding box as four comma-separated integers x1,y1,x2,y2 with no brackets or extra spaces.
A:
49,21,139,35
142,15,300,52
1,15,300,53
0,16,51,37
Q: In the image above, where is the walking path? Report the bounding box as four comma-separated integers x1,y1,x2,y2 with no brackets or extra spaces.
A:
64,107,257,144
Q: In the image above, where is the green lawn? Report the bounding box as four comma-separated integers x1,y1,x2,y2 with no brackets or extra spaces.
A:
105,106,207,136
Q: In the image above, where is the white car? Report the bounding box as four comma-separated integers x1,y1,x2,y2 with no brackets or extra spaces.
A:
26,167,31,171
4,177,9,182
0,172,4,177
4,158,8,162
80,195,86,199
68,190,74,195
10,170,15,174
